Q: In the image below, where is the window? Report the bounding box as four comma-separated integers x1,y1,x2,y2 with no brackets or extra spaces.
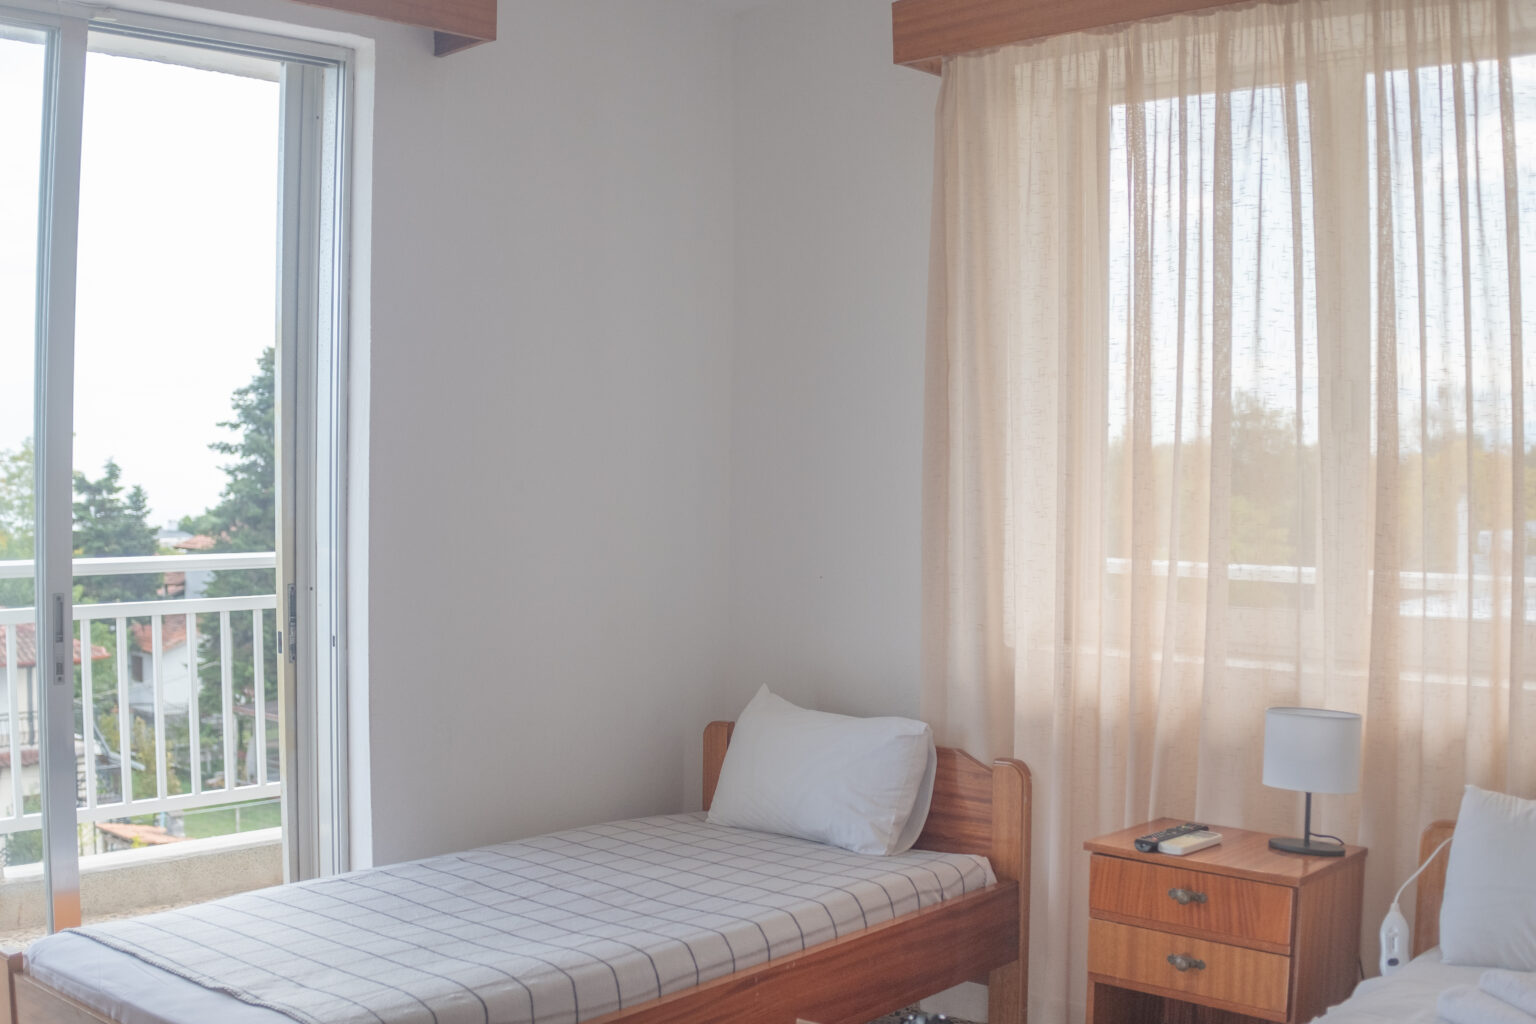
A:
0,2,353,936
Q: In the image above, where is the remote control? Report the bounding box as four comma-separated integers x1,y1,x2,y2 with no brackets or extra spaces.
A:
1134,822,1208,853
1158,830,1222,855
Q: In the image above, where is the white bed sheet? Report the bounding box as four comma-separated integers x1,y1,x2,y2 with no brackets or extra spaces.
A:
27,814,996,1024
1308,949,1485,1024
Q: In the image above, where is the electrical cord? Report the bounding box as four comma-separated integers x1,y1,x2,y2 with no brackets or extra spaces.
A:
1393,836,1453,906
1379,835,1455,975
1309,831,1347,847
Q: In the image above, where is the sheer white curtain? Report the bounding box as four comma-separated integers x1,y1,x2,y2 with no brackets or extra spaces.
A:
921,0,1536,1019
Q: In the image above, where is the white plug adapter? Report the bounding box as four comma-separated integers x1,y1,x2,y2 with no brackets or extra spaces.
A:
1379,903,1410,976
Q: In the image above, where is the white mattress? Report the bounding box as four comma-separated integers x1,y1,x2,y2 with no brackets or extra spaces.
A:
29,813,996,1024
1308,949,1486,1023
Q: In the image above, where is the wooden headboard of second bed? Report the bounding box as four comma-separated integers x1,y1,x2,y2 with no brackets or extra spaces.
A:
1412,818,1457,958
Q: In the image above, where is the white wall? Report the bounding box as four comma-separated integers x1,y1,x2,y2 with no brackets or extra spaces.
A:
163,0,741,867
728,0,939,720
153,0,938,873
362,2,739,865
727,4,972,1015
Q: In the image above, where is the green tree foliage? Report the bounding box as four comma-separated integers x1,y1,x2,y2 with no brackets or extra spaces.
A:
1228,393,1318,570
180,347,275,555
0,441,36,608
1102,391,1536,608
182,349,276,787
73,460,159,605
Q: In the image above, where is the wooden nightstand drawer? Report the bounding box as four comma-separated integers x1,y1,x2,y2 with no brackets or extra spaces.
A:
1088,919,1291,1019
1089,854,1294,950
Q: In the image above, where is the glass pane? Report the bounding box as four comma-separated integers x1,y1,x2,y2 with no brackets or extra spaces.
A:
72,33,282,929
0,24,48,949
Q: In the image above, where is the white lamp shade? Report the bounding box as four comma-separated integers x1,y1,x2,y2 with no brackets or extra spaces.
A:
1262,707,1362,795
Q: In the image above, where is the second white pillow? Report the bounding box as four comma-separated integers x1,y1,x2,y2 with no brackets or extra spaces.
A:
1439,784,1536,970
706,686,937,856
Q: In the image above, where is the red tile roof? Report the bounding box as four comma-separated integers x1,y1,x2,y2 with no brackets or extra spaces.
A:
0,747,40,770
129,615,187,654
0,624,109,668
94,822,186,846
159,571,186,598
174,535,216,551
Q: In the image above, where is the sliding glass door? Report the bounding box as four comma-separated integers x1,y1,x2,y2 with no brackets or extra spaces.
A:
0,18,53,934
0,3,350,940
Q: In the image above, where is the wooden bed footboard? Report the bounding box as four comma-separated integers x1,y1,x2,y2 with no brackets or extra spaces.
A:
7,722,1033,1024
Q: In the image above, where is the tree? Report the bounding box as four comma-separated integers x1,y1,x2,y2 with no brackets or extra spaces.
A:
180,347,274,554
73,460,159,605
1228,393,1318,570
183,349,276,787
0,441,36,608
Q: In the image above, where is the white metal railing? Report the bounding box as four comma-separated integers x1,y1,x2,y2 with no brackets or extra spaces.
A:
1103,558,1536,620
0,553,279,837
0,552,276,579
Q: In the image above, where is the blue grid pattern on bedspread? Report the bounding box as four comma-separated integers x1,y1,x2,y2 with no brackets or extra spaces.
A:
68,813,996,1024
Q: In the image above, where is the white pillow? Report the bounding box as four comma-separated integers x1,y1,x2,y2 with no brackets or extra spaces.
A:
706,686,937,855
1439,785,1536,970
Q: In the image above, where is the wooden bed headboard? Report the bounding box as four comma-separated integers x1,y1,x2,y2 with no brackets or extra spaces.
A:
701,719,1032,1021
1411,818,1457,958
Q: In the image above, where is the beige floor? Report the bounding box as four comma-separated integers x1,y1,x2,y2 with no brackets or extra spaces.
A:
866,1009,979,1024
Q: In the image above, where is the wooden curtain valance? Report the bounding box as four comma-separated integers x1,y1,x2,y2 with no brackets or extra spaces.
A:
893,0,1244,72
291,0,495,55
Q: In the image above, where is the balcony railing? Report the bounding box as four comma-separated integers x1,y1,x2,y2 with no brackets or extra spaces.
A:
0,553,279,840
1103,557,1536,621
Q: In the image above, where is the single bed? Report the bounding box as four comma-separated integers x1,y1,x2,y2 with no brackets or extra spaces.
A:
0,721,1032,1024
1307,819,1464,1024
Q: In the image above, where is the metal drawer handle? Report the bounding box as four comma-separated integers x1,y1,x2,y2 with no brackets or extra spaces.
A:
1167,953,1207,972
1168,887,1207,905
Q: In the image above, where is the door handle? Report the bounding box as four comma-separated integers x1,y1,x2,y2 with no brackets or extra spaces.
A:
52,594,67,686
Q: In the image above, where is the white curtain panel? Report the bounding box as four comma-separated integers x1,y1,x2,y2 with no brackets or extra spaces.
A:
921,0,1536,1019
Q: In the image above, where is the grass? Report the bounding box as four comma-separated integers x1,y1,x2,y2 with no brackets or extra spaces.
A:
123,799,280,840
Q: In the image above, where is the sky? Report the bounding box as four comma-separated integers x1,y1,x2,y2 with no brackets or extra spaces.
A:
1102,58,1536,452
1,35,278,530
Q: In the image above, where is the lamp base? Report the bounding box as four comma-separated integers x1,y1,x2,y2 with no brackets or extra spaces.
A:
1269,835,1345,857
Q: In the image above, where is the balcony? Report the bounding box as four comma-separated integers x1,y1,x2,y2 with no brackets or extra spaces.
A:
0,552,280,945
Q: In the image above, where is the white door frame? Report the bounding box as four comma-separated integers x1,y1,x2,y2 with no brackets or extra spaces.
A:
2,1,355,929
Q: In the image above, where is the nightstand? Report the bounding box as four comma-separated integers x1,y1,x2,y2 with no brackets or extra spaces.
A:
1084,820,1365,1024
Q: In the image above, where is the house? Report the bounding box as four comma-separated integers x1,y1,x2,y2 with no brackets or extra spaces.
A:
0,625,110,818
126,616,192,720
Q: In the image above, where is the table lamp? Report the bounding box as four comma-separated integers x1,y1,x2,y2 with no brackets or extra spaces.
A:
1262,707,1361,856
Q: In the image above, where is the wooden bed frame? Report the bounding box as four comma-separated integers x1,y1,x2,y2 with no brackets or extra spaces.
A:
1410,819,1456,959
0,720,1032,1024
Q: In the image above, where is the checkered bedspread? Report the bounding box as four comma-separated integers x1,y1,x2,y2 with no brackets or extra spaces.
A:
67,813,996,1024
